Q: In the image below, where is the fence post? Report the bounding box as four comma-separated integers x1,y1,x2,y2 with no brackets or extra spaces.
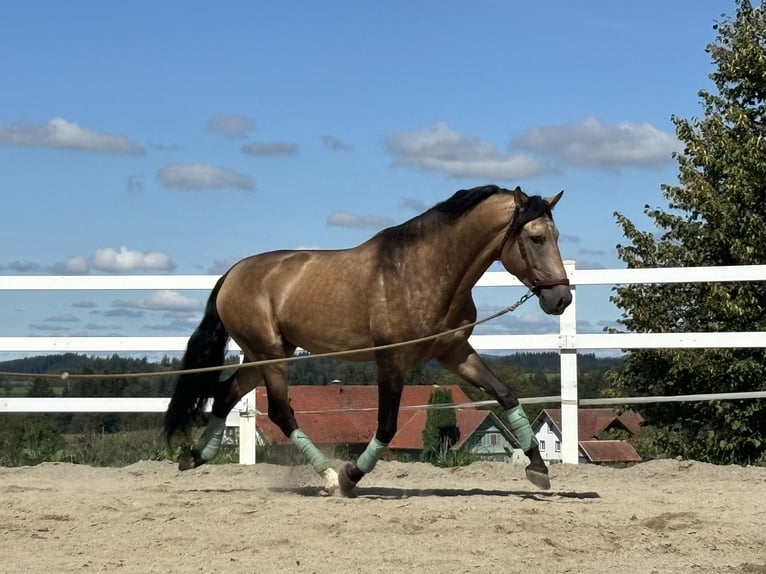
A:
238,390,257,465
237,352,257,465
560,260,579,464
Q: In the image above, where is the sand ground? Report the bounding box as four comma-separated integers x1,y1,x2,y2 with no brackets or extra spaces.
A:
1,458,764,574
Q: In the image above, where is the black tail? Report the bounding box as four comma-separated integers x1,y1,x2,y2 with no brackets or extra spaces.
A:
164,274,230,446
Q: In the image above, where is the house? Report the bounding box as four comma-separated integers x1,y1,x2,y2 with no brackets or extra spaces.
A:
532,408,643,464
387,408,519,462
247,384,519,462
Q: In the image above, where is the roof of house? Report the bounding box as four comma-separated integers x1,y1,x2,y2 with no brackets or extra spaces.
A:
254,384,473,446
387,408,495,451
578,440,642,463
535,408,644,440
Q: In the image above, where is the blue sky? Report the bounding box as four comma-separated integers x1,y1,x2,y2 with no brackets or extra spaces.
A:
0,1,730,343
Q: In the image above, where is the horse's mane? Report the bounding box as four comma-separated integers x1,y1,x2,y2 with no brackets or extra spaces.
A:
377,185,553,245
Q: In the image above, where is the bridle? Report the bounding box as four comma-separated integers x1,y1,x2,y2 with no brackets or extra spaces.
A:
501,208,570,295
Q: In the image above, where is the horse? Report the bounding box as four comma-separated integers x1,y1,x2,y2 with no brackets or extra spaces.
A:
164,184,572,495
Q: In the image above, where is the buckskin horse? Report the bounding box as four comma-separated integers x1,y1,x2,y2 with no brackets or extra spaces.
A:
164,184,572,495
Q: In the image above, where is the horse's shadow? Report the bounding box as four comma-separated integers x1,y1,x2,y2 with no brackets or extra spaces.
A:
269,485,600,501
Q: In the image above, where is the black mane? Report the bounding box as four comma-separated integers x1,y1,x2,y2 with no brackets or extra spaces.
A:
377,185,553,244
509,194,554,235
430,185,506,219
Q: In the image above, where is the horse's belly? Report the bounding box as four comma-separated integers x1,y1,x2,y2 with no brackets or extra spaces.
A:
280,309,375,361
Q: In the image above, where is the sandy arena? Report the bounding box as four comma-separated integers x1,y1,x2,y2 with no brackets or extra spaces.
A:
1,458,764,574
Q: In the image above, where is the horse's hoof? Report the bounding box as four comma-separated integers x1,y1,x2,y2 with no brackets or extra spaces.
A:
321,468,340,496
178,448,206,471
525,464,551,490
338,463,359,498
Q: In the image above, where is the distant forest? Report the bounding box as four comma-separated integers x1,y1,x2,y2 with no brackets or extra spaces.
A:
0,351,622,394
0,352,623,439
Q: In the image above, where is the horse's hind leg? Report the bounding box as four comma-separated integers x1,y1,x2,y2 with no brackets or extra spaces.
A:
438,342,551,489
179,359,263,470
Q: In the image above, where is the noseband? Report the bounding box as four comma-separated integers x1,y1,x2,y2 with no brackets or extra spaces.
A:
515,235,570,293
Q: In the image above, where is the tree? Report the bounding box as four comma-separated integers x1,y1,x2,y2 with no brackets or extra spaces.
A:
609,0,766,465
421,387,459,462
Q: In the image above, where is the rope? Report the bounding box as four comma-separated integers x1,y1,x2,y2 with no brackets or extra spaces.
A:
255,390,766,417
0,290,536,381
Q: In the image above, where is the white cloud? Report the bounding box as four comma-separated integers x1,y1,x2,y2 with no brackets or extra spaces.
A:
114,290,201,312
157,163,254,191
327,211,396,229
0,117,145,155
472,306,560,335
321,134,352,151
206,113,255,138
143,315,202,332
3,260,44,273
241,142,298,157
386,122,551,180
512,117,680,168
90,247,175,273
53,255,89,275
45,314,80,323
28,323,71,332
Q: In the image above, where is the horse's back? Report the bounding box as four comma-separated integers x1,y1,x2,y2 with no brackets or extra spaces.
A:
216,248,380,356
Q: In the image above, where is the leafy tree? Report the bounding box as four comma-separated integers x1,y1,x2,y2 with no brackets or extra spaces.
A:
422,387,459,462
609,0,766,465
27,377,56,397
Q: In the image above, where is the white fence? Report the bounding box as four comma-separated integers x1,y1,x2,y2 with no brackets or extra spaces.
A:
2,263,766,465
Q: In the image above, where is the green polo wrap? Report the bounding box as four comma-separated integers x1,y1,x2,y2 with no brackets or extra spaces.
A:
356,437,388,474
505,405,538,451
199,414,226,461
290,429,330,473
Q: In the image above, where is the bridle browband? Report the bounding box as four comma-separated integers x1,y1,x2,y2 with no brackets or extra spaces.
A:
501,205,570,294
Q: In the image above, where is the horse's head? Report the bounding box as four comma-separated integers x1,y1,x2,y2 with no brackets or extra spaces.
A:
499,187,572,315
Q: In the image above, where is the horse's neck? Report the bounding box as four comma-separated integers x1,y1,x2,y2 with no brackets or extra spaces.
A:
436,218,505,297
399,204,509,311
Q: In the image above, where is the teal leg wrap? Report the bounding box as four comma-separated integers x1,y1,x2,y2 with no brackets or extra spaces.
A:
356,438,388,474
198,415,226,461
290,430,330,473
505,405,538,451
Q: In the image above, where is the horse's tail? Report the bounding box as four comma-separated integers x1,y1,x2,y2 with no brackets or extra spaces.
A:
164,273,230,446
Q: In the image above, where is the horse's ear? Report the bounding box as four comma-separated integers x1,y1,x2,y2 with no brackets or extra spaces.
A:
545,190,564,210
513,186,528,208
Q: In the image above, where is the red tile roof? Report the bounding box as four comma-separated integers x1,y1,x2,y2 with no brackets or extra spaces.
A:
533,409,644,463
386,408,492,450
254,385,473,446
579,440,642,463
539,408,644,440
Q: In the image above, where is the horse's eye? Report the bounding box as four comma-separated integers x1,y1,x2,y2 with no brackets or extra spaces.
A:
530,235,545,245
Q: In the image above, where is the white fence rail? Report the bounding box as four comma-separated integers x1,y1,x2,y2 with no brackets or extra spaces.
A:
2,263,765,465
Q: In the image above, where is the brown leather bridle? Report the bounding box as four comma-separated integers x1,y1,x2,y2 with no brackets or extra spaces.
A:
502,209,570,294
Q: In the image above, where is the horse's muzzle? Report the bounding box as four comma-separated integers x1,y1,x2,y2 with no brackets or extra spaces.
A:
536,283,572,315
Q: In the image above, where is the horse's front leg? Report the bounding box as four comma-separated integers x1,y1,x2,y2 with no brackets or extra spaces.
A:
178,362,261,470
339,364,404,497
438,342,551,489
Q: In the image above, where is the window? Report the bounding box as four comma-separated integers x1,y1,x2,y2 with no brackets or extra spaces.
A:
555,441,561,452
489,433,498,446
539,440,546,451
